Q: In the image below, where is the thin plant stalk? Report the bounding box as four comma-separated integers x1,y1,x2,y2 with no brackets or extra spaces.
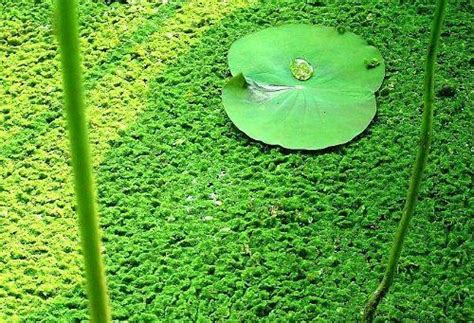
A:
362,0,448,321
55,0,111,321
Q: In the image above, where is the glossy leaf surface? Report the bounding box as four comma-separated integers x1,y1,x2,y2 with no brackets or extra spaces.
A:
223,24,385,150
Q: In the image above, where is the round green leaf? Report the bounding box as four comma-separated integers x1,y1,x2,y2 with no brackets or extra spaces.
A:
222,24,385,150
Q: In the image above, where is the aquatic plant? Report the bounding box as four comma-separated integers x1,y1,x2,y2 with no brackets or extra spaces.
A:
5,2,462,321
222,24,385,150
362,0,448,321
54,0,111,321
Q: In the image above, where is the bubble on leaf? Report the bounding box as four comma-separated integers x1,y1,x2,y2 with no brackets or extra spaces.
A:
365,57,381,69
290,58,314,81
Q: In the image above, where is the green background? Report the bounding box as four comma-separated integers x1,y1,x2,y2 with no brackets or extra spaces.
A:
0,0,472,320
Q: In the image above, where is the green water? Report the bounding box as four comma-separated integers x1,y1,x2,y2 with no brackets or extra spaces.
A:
1,0,472,320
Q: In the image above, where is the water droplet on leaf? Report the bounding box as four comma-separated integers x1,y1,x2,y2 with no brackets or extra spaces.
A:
364,57,380,69
290,58,314,81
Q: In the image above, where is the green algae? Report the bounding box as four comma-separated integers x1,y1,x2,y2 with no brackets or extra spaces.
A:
1,0,473,321
0,0,253,318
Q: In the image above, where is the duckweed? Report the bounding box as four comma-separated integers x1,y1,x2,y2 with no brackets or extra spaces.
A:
1,0,472,320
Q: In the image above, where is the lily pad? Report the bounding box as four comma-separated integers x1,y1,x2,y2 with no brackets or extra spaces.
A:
222,24,385,150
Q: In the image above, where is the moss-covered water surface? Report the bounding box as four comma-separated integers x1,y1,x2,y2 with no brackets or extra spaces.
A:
1,0,472,320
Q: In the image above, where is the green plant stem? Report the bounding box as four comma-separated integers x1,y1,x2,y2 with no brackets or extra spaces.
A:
55,0,111,321
362,0,447,321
